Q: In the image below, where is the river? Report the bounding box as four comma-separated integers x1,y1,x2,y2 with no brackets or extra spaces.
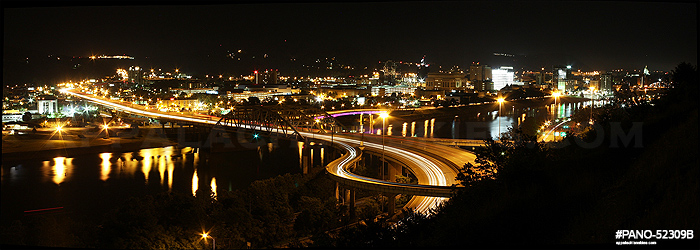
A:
347,97,610,140
0,141,322,225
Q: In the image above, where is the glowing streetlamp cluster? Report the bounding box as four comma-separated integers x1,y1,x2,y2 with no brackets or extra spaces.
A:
497,97,505,139
201,233,215,250
379,111,389,181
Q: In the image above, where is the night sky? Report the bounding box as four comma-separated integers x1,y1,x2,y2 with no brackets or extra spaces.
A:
3,1,697,81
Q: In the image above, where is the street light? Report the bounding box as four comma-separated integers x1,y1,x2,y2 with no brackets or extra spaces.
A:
589,86,595,124
379,112,389,181
497,98,505,140
201,233,215,250
314,119,320,140
102,124,110,138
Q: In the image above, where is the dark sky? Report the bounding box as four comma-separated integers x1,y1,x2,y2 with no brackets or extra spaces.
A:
3,0,698,77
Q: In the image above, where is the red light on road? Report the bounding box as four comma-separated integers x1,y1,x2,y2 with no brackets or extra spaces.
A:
254,70,258,74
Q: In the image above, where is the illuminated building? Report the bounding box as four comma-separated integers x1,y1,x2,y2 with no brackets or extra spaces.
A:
255,69,278,85
492,66,515,91
473,80,494,92
469,62,492,82
423,73,467,90
170,87,219,95
37,95,58,115
417,55,430,80
600,72,613,92
97,55,135,60
158,99,200,111
382,60,398,84
553,65,572,92
227,85,299,101
469,62,492,91
128,66,144,85
371,85,416,96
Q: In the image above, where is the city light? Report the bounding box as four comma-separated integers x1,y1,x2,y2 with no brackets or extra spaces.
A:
497,98,505,139
201,233,215,250
2,3,694,249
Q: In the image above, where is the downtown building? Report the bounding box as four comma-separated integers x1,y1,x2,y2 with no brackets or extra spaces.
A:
128,66,145,85
421,72,468,90
492,66,517,91
553,65,577,92
469,62,493,92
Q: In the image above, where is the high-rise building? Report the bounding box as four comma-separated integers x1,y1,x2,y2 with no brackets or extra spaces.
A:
128,66,144,85
469,62,492,92
382,60,398,84
469,62,492,82
473,80,494,92
255,69,278,85
600,72,613,92
589,80,600,90
553,65,572,92
417,55,430,80
640,65,651,87
492,66,515,91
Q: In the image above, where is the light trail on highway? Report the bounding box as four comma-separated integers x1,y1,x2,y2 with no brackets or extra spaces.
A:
312,132,449,214
61,88,451,214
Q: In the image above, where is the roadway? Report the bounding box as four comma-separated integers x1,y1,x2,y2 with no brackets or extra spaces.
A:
61,88,476,214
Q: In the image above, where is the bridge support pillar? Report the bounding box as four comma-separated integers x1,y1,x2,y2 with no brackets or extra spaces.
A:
388,193,397,217
335,182,339,203
349,189,356,220
387,162,400,216
388,162,398,182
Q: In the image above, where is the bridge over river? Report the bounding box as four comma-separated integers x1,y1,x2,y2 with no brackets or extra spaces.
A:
61,88,478,215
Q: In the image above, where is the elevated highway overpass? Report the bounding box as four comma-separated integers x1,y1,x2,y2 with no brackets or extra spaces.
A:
61,88,476,214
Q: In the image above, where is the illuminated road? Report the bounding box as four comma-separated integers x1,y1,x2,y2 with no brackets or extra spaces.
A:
61,88,474,214
539,118,571,142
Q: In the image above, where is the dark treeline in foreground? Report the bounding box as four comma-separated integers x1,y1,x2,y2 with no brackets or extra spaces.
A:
308,62,699,248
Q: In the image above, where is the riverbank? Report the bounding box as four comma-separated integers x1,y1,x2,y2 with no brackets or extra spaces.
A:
2,127,177,164
390,96,590,120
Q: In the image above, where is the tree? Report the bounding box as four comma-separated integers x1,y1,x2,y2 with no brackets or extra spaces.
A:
248,96,261,105
22,112,32,122
456,128,551,189
670,62,698,108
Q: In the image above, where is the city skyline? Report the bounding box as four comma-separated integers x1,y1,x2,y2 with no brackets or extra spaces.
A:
3,0,697,81
3,1,699,248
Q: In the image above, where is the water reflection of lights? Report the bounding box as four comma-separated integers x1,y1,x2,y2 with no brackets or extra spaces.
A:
210,177,217,200
158,155,167,185
402,122,407,137
192,169,199,197
100,153,111,181
411,121,415,137
423,120,429,137
142,154,152,182
167,160,174,191
320,147,325,166
52,156,72,185
297,141,304,169
64,89,453,213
